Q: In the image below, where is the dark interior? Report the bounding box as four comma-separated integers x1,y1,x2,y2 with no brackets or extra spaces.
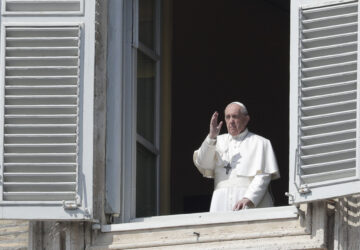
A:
171,0,290,214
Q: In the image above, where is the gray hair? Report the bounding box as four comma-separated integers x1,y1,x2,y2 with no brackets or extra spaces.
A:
230,101,248,115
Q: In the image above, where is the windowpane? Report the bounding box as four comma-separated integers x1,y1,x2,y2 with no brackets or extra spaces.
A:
136,143,157,217
139,0,155,49
137,51,156,143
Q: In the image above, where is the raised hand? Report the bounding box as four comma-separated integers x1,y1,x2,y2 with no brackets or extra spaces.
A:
209,111,223,139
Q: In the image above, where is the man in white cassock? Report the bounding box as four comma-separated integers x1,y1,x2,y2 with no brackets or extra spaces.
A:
193,102,280,212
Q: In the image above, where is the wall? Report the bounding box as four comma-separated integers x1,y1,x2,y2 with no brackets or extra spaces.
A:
0,220,28,249
26,0,360,249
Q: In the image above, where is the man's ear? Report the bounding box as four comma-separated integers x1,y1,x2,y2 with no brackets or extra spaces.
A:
246,115,250,125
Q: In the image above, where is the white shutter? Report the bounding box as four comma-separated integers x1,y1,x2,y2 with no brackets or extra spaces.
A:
0,0,95,219
289,0,360,204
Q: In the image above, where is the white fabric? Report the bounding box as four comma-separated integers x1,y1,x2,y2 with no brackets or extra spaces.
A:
193,129,280,212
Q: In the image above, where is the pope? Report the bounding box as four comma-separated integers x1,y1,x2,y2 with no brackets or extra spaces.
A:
193,102,280,212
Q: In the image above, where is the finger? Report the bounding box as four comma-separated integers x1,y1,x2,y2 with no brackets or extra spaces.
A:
210,112,219,126
217,121,223,130
210,111,217,121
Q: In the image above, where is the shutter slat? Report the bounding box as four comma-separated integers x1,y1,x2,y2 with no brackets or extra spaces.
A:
302,80,356,96
4,153,76,163
4,183,76,192
5,95,77,105
5,125,77,134
302,41,357,58
6,87,77,95
4,163,76,173
301,148,355,161
3,192,76,201
301,168,356,184
7,38,79,47
302,23,357,39
302,13,357,29
4,173,76,182
302,51,357,68
6,56,78,67
300,129,356,146
301,158,356,174
5,143,77,153
301,100,356,117
302,2,358,13
302,33,357,50
301,90,356,106
4,174,76,184
5,0,81,13
5,27,79,37
301,119,356,136
301,109,356,125
6,85,76,89
301,138,356,155
302,61,356,77
301,70,356,84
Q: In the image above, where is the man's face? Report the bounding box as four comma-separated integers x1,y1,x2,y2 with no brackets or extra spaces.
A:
224,104,250,136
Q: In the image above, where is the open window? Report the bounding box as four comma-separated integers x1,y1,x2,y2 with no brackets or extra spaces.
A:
0,0,95,220
106,0,291,222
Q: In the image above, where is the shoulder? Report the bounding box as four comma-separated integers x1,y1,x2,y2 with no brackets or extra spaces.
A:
246,131,271,145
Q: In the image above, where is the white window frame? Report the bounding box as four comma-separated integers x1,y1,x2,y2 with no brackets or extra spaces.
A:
132,0,161,219
105,0,161,222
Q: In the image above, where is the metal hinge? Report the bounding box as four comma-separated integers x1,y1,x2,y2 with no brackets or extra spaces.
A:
298,184,310,194
63,195,81,210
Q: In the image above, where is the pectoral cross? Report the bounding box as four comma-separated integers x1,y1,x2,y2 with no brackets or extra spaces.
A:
224,163,232,175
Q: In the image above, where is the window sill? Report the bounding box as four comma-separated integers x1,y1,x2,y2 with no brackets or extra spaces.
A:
101,205,298,232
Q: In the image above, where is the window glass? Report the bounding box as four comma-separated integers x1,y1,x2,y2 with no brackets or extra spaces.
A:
136,143,157,217
137,51,156,143
139,0,155,49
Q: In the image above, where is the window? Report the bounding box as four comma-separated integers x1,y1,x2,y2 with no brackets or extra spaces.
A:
105,0,360,225
105,0,161,221
106,0,291,222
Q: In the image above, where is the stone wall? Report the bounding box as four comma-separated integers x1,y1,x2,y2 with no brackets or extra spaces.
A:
0,220,28,250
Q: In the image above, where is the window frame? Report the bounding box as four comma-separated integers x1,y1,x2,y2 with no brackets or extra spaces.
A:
132,0,162,219
105,0,360,225
105,0,161,222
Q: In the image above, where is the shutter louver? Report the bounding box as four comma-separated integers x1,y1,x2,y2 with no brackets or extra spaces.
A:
2,0,83,15
3,25,81,202
299,2,358,185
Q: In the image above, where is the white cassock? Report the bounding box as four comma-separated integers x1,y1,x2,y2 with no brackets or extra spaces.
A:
193,128,280,212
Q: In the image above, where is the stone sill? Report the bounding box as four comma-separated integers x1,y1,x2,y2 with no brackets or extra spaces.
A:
101,205,299,232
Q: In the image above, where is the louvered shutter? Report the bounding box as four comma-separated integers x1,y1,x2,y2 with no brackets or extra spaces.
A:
0,0,95,219
289,0,360,204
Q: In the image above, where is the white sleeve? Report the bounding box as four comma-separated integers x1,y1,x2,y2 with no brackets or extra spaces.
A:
243,174,271,207
193,136,217,178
